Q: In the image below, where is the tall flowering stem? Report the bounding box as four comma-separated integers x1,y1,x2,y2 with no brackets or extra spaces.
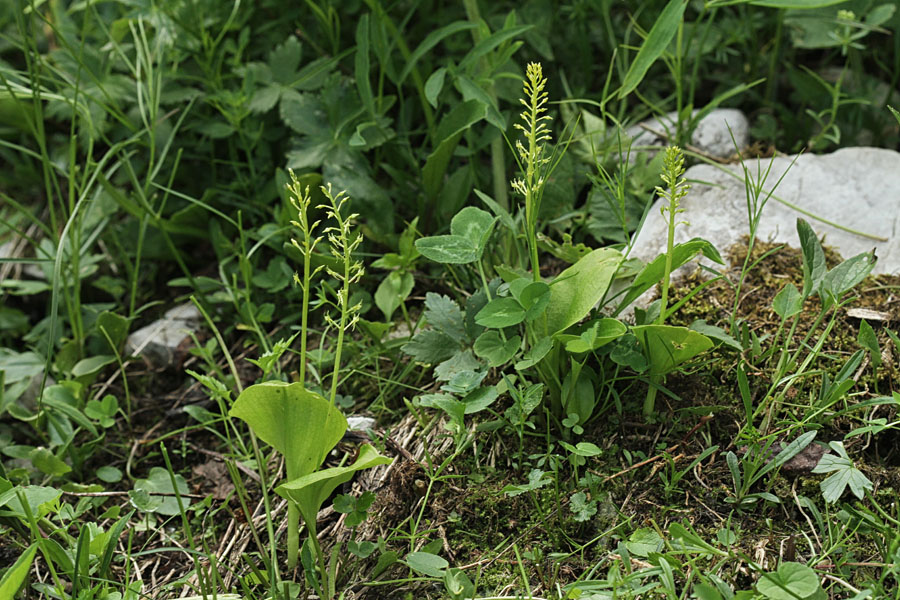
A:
655,146,690,327
320,184,364,406
644,146,690,420
512,62,552,282
288,171,323,391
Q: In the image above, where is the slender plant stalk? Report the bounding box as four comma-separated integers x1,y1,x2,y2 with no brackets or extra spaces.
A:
655,146,690,326
285,173,323,570
645,146,690,420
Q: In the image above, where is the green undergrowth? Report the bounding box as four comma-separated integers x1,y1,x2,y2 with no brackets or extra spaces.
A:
3,1,900,599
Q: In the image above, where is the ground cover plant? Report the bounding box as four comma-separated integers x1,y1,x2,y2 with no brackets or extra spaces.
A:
1,1,900,598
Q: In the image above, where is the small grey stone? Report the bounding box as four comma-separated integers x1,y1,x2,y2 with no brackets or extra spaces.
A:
346,415,376,432
164,303,202,323
125,311,199,368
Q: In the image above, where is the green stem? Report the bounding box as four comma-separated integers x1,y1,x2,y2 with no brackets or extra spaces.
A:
330,260,352,406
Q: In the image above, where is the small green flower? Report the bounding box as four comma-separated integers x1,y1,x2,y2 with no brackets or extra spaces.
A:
511,62,554,282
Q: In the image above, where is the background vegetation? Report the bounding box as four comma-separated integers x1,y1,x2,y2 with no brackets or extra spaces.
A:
1,0,899,599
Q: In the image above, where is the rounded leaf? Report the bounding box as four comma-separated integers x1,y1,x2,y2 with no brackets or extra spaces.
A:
475,297,525,328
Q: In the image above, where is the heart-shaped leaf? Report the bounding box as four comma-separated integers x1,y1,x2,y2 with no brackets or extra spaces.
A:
415,235,478,264
473,331,520,367
772,283,803,319
757,562,820,600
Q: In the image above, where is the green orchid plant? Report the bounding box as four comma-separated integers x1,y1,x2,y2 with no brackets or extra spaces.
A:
230,181,390,596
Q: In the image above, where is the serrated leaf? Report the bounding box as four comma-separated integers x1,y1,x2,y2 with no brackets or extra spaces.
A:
502,469,552,497
424,293,467,340
402,329,459,364
504,383,544,423
812,441,873,503
269,36,302,83
433,351,482,382
570,491,597,522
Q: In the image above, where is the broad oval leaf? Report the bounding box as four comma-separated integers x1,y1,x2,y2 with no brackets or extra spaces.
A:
751,0,847,7
546,248,622,335
616,238,721,314
0,544,37,598
404,551,449,578
423,101,487,201
520,281,551,321
631,324,713,376
559,318,627,353
277,444,392,536
820,250,876,304
229,382,346,481
797,218,826,298
515,336,553,370
462,386,499,414
71,354,116,377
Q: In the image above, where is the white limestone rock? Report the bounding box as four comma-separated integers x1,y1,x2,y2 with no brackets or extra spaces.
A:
125,302,201,367
630,147,900,281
